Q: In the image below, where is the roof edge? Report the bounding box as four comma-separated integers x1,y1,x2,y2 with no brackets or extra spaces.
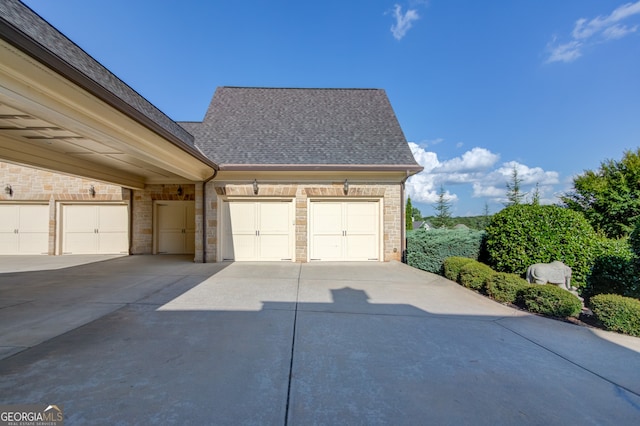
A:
219,164,424,174
0,2,218,171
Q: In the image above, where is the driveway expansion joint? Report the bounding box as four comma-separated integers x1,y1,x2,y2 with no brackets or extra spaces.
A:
495,319,640,400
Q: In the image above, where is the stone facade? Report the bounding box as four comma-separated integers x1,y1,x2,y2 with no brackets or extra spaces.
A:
2,162,405,261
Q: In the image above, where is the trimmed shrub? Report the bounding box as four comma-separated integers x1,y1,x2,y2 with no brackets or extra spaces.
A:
585,237,639,300
407,228,485,274
486,272,530,304
443,257,475,282
484,204,597,288
521,285,582,318
590,294,640,337
458,261,495,292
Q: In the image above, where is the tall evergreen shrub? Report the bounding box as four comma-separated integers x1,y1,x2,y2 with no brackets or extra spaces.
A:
484,204,597,288
406,228,485,274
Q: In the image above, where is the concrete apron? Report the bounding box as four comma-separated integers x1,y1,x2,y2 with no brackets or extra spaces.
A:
0,257,639,424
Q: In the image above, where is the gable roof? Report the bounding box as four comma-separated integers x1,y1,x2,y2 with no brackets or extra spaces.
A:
186,87,422,172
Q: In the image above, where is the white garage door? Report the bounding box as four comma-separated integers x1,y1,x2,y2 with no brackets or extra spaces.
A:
222,200,294,261
0,204,49,254
309,201,380,261
61,204,128,254
156,201,195,254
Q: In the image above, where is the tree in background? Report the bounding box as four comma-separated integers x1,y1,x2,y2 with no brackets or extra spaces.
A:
531,183,541,206
505,164,526,206
412,206,423,221
481,202,492,229
432,185,452,228
561,148,640,238
406,196,413,230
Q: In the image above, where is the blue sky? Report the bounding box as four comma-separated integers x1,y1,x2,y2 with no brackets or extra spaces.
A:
21,0,640,216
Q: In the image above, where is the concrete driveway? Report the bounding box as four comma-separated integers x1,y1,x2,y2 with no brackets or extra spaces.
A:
0,256,639,425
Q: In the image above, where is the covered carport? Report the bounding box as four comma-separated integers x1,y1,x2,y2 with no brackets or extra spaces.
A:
0,0,217,258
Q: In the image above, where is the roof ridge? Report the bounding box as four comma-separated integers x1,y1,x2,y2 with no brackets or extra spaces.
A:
220,86,382,91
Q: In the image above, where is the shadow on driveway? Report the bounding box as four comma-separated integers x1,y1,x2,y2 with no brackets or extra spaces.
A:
1,259,639,424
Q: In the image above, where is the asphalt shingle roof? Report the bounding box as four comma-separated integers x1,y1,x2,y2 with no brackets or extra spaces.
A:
187,87,421,168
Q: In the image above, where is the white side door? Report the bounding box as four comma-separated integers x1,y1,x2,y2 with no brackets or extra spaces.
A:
156,201,196,254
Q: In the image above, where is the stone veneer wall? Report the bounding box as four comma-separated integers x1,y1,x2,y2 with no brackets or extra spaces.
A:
131,184,196,255
0,162,128,254
210,182,402,262
1,161,404,262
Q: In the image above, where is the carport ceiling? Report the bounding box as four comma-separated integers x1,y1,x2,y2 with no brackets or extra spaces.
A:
0,102,200,188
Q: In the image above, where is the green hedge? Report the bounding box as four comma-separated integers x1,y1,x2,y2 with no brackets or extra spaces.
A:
590,294,640,337
406,228,485,274
521,285,582,318
586,237,639,300
486,272,530,304
458,261,495,292
484,204,597,288
443,257,475,282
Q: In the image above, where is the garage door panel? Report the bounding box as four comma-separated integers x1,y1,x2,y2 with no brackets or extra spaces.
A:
345,235,378,260
18,232,49,254
0,204,49,254
231,234,258,260
98,232,128,254
310,201,380,261
19,205,50,233
62,204,128,254
64,205,96,232
0,205,18,231
260,202,291,233
64,233,96,254
99,205,128,232
229,202,256,234
311,203,342,234
345,203,378,234
259,234,292,260
223,200,293,261
310,235,342,260
0,234,18,254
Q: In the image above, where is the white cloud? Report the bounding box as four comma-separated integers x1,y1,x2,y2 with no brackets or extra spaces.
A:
435,147,499,173
390,4,420,40
407,142,562,207
546,1,640,63
603,23,638,40
546,40,582,63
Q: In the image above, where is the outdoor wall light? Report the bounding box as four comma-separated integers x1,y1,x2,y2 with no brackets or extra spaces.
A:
89,185,96,197
253,179,259,195
177,185,183,196
343,179,349,195
5,184,13,196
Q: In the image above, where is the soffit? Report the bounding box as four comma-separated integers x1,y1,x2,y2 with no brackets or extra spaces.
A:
0,39,215,188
